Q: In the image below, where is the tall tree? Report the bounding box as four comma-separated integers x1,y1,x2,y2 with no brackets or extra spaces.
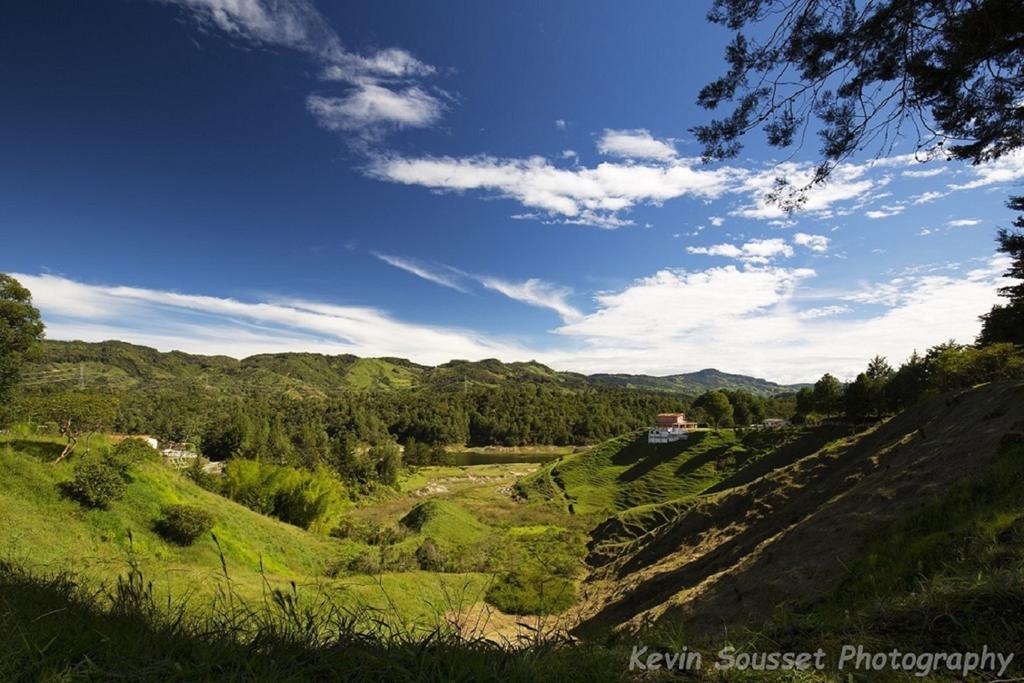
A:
0,274,45,407
812,373,843,417
795,386,815,416
978,196,1024,345
696,0,1024,200
698,390,735,430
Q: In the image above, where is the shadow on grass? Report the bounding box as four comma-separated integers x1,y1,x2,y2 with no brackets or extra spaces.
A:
5,438,64,462
615,433,716,484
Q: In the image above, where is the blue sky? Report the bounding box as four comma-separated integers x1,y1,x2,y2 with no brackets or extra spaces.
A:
2,0,1021,382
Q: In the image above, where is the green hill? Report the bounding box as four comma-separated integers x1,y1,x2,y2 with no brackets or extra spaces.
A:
0,432,494,619
0,433,338,598
26,339,798,397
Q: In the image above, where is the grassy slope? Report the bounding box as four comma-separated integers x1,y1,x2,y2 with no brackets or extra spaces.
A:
0,435,491,621
576,381,1024,639
520,428,803,516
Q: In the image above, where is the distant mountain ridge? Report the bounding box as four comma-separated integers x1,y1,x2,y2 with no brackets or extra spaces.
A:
25,340,805,398
588,369,809,396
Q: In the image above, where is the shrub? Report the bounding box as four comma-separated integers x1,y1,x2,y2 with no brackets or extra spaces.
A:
485,572,576,616
63,455,130,509
415,538,445,571
272,467,346,533
224,459,346,532
110,438,160,466
380,546,418,572
329,519,408,546
344,552,381,575
184,457,222,493
155,504,214,546
223,459,279,515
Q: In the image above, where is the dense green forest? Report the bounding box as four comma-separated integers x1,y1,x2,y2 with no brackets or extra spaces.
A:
10,340,800,457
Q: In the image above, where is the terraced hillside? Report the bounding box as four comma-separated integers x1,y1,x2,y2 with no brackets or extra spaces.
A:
516,426,848,516
573,380,1024,637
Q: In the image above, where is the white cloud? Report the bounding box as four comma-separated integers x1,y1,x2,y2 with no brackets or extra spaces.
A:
368,153,737,228
372,254,582,322
597,129,677,161
322,47,436,81
797,305,849,319
709,216,725,227
731,161,884,220
545,257,1006,382
307,86,444,136
947,218,982,227
14,259,1007,384
160,0,342,57
865,204,905,219
162,0,445,141
554,119,567,130
362,137,1018,229
793,232,830,252
688,238,794,264
478,277,583,323
556,266,815,345
13,273,525,365
948,149,1024,190
372,253,467,292
912,191,946,205
902,167,947,178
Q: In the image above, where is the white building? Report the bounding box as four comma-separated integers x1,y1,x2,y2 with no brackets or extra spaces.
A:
647,413,698,444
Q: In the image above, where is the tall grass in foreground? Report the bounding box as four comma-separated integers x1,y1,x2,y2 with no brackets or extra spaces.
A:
0,538,626,682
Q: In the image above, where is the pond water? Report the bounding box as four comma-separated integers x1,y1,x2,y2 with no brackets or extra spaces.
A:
450,452,565,466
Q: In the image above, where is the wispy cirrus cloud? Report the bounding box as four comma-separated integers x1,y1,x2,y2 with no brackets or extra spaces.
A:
477,277,583,323
372,252,467,292
13,272,524,364
307,86,445,136
372,253,582,322
159,0,446,140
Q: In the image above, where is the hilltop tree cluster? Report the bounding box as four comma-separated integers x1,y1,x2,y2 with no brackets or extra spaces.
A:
796,343,1024,423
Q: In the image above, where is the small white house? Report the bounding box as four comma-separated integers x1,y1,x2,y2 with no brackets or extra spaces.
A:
759,418,790,429
647,413,698,444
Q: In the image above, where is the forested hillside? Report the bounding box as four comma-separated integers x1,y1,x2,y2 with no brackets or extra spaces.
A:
14,340,797,458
